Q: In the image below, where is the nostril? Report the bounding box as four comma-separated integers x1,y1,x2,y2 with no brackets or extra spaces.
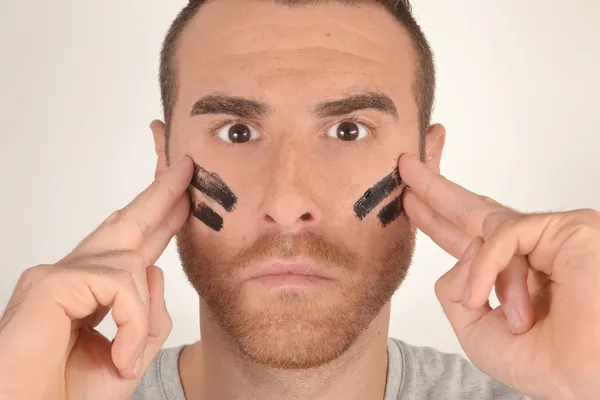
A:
300,213,313,222
262,212,316,226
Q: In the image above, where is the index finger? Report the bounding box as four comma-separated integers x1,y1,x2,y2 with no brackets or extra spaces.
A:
74,156,194,255
398,154,508,238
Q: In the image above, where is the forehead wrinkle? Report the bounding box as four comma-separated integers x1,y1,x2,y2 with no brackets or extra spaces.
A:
185,9,405,65
179,41,393,85
224,47,386,64
214,21,391,53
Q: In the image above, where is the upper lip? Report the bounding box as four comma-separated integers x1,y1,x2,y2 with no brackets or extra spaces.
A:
245,260,332,280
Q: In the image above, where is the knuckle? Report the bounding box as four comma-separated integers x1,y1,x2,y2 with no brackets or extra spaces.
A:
122,250,147,274
567,222,596,243
455,203,474,227
100,249,147,273
130,216,151,241
421,175,435,203
19,265,52,286
434,273,450,299
498,216,520,233
156,311,173,339
478,195,499,206
479,195,516,214
163,314,173,335
113,269,137,290
105,209,125,224
423,211,440,231
136,321,150,338
119,218,146,249
561,209,600,240
1,266,54,328
434,277,444,298
576,208,600,223
482,211,520,239
103,210,146,248
154,175,178,204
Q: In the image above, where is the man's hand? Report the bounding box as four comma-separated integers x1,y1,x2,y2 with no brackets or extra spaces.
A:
399,153,600,400
0,156,194,400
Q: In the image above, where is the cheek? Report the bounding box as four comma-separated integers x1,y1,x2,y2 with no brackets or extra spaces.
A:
185,214,255,261
332,207,412,256
175,121,416,238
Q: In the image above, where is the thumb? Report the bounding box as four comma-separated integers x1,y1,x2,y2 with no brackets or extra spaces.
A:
435,237,520,387
435,237,490,330
129,265,172,383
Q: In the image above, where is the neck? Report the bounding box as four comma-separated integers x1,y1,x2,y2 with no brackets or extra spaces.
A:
179,302,392,400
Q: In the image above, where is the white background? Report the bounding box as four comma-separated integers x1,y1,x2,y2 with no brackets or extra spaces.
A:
1,0,599,355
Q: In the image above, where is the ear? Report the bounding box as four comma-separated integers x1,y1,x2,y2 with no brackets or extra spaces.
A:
150,119,169,178
423,123,446,174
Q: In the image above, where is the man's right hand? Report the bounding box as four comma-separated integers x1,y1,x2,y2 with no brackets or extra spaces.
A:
0,156,194,400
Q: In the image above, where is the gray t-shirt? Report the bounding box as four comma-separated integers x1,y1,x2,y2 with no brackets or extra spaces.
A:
132,338,530,399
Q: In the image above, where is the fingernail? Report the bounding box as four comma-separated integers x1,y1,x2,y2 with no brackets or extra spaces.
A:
506,306,523,334
462,284,471,306
134,353,143,378
173,156,189,167
462,242,477,262
399,153,416,162
130,346,144,377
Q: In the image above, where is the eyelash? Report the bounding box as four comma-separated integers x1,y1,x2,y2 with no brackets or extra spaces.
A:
327,116,377,148
207,118,257,148
208,118,248,135
207,116,378,146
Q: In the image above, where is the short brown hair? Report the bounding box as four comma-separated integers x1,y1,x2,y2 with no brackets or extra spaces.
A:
159,0,435,148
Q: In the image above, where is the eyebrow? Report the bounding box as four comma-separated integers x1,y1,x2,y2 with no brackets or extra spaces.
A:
190,91,399,120
190,93,271,119
313,92,399,120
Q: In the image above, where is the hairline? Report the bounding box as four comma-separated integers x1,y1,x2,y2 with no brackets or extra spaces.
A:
160,0,434,157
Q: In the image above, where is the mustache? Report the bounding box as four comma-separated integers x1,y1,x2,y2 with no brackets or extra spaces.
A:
217,232,365,273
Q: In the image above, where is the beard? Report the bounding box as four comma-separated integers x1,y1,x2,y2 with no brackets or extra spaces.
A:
176,216,415,370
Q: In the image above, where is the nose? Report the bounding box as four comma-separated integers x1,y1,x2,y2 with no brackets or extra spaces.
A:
258,147,322,234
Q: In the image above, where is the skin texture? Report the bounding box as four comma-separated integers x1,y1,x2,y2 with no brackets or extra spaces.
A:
0,2,599,400
150,1,444,399
0,158,195,400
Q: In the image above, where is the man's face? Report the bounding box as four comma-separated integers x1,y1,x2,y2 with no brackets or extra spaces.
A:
162,0,430,369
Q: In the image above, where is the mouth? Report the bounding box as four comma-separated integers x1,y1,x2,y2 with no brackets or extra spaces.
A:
245,261,333,289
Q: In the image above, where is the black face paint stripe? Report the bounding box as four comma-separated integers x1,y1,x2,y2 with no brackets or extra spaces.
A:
378,194,403,227
191,163,238,212
354,167,401,220
192,202,224,232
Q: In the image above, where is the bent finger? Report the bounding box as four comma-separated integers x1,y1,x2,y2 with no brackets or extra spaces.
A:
403,188,472,258
493,256,534,334
137,265,172,378
465,214,554,309
435,238,518,385
139,193,191,265
70,156,193,258
399,154,510,238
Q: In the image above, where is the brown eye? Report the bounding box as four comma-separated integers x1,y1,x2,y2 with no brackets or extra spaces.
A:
337,122,359,141
326,121,369,142
217,123,261,144
228,124,251,143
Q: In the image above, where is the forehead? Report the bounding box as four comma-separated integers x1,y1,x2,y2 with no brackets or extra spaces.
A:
175,0,417,114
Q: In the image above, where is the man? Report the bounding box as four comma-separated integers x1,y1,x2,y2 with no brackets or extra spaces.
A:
1,0,600,399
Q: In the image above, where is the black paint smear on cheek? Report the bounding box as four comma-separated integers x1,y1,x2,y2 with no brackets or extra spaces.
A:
378,194,404,227
192,202,224,232
191,163,238,212
354,167,402,220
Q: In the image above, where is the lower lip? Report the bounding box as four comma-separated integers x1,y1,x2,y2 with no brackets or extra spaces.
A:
249,274,328,289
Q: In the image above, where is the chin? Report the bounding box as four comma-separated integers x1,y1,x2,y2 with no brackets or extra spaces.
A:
222,291,367,369
177,217,416,369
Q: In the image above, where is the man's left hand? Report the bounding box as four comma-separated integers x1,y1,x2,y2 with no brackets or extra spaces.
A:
399,154,600,400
